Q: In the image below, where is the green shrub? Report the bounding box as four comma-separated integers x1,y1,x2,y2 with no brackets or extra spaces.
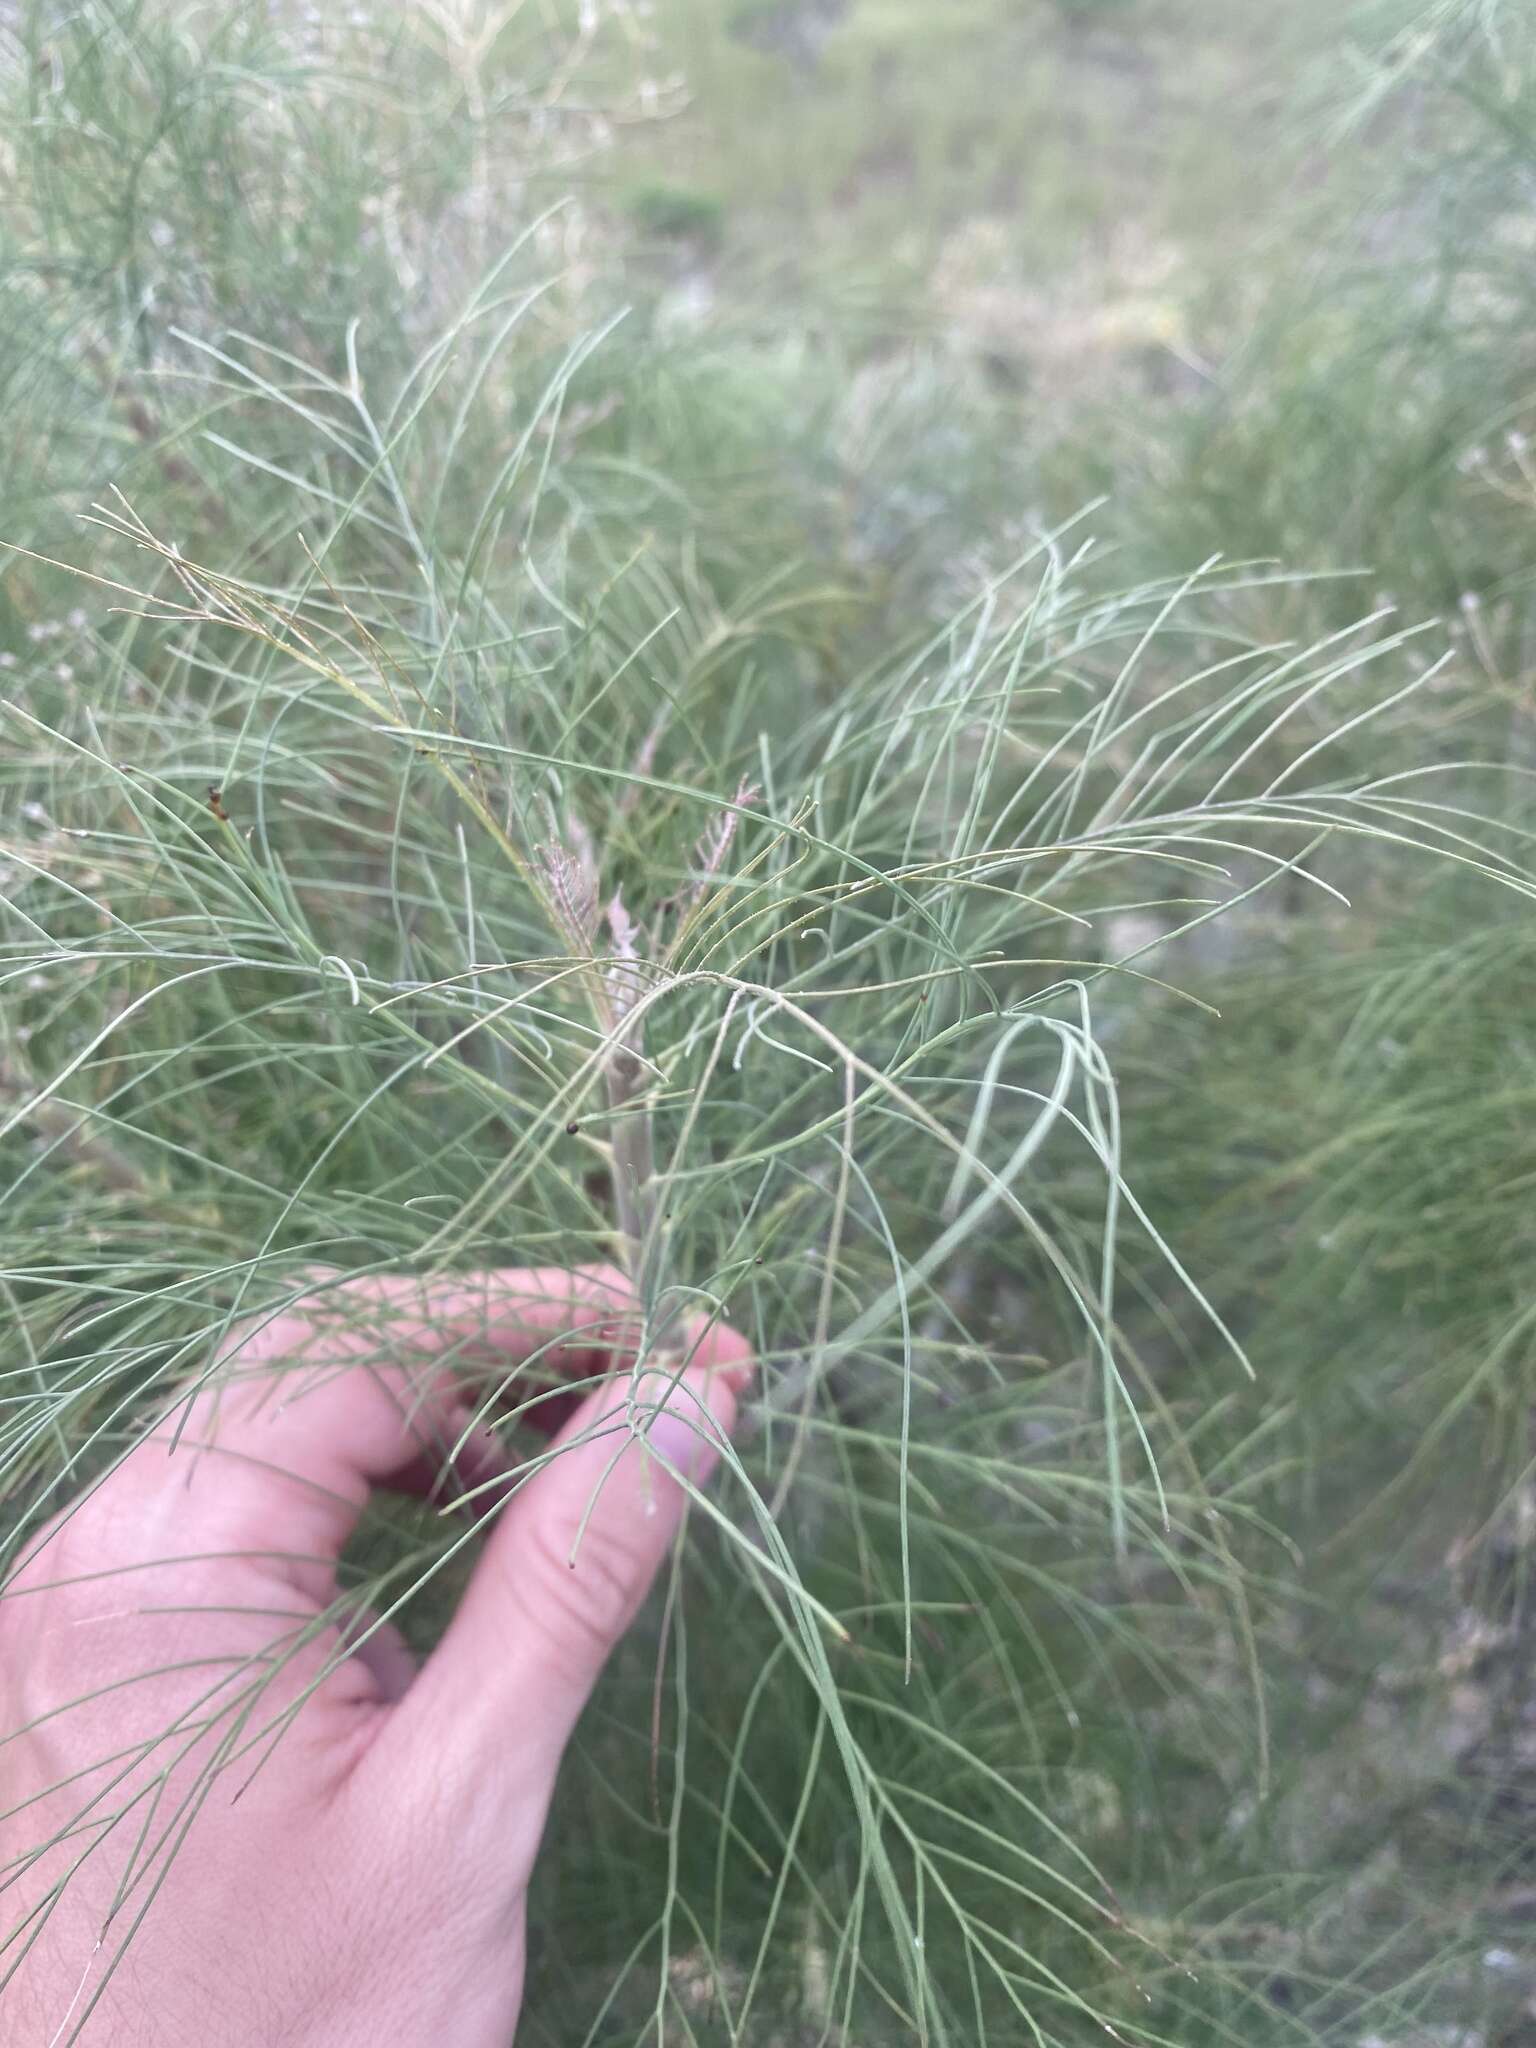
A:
626,182,728,245
5,3,1536,2043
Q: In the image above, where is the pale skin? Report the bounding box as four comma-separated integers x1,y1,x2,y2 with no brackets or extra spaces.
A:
0,1266,751,2045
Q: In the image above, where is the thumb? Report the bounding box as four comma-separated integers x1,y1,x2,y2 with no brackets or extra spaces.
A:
379,1330,750,1845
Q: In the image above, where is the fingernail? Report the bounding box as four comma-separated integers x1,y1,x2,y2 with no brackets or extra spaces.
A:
641,1372,727,1485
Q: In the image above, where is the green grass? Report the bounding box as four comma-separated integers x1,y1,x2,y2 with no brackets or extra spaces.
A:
5,1,1536,2043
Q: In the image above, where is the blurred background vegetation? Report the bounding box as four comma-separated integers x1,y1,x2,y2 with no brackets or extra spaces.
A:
4,1,1536,2042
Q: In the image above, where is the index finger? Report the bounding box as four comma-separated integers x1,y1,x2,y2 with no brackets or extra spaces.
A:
10,1266,641,1605
168,1263,645,1538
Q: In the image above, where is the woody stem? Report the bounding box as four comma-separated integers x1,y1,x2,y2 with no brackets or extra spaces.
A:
605,1037,659,1291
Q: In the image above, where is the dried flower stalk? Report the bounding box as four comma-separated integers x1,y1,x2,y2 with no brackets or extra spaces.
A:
534,779,758,1294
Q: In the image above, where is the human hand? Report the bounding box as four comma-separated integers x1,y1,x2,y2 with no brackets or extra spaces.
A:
0,1266,751,2045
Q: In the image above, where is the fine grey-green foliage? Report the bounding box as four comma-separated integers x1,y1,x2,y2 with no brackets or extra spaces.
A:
5,2,1536,2045
1085,0,1536,1553
1028,12,1536,2036
6,331,1528,2044
1130,0,1536,639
